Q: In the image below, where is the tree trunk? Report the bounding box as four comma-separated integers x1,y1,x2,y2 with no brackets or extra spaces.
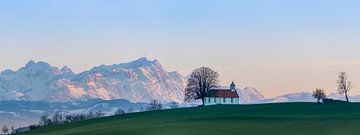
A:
317,98,320,104
201,97,205,107
345,93,349,102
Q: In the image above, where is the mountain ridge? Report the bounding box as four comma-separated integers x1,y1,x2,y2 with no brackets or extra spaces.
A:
5,57,345,104
0,57,186,103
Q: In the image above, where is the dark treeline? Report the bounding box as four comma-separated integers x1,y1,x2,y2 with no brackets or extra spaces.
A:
31,100,166,130
30,109,113,130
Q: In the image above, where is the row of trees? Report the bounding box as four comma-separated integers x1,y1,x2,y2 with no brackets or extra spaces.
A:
34,100,167,128
37,109,106,128
313,72,352,103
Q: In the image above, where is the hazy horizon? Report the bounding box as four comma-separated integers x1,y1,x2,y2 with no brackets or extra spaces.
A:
1,0,360,98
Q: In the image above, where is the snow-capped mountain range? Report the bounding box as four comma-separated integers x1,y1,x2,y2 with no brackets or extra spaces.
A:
5,57,360,129
0,57,186,103
0,57,266,104
2,57,358,104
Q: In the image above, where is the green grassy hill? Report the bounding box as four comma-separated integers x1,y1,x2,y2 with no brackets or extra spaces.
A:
23,103,360,135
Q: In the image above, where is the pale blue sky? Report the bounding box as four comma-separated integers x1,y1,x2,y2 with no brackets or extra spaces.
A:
1,0,360,97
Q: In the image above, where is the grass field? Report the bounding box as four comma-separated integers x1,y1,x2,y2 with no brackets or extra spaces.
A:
23,103,360,135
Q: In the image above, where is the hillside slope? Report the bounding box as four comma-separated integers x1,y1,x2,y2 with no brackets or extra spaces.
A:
24,103,360,135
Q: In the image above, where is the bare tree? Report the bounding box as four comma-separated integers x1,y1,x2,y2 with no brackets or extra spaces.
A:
1,125,9,135
87,111,94,119
338,72,352,102
169,102,179,109
114,109,126,115
39,113,52,126
52,110,64,124
185,67,219,106
313,88,326,104
147,100,162,111
95,109,105,118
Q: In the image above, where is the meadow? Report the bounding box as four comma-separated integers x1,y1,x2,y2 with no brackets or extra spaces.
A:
23,103,360,135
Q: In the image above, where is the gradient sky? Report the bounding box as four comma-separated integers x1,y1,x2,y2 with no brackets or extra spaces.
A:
1,0,360,98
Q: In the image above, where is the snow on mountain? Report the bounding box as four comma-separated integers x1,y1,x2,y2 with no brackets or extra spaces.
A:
261,91,360,103
327,93,344,100
237,87,265,104
0,57,186,103
262,92,314,103
0,60,74,101
327,93,360,102
67,57,186,103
